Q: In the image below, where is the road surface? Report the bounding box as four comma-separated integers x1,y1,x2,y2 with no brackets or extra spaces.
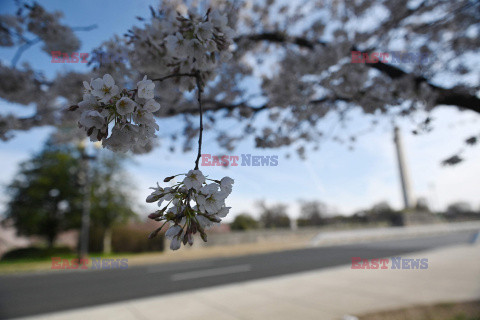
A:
0,231,476,319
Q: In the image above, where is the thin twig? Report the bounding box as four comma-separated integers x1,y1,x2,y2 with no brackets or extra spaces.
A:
11,38,41,67
71,25,98,32
194,72,203,170
151,73,197,82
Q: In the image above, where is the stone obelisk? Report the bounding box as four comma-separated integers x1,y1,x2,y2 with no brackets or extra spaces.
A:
393,126,414,209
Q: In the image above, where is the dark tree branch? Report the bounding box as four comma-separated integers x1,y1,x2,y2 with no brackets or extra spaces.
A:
355,47,480,114
166,96,351,118
234,34,480,114
431,88,480,114
152,73,197,82
161,99,268,116
234,32,326,49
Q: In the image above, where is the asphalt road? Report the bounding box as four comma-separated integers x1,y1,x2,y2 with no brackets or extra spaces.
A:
0,231,477,319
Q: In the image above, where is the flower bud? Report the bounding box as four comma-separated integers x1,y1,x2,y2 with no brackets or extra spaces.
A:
187,233,194,246
146,194,162,203
164,176,175,182
148,211,162,219
206,215,221,223
148,226,163,239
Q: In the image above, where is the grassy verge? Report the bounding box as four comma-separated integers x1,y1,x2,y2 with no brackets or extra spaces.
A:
0,252,138,274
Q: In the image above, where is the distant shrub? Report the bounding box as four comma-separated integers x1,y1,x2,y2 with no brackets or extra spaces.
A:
1,246,74,261
231,214,259,231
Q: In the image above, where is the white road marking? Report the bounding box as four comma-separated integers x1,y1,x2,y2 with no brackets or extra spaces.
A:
147,261,214,274
171,264,251,281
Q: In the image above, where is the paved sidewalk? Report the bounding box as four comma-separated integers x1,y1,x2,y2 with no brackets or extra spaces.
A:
19,242,480,320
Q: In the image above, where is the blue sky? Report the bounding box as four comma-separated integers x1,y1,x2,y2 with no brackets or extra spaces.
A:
1,0,479,220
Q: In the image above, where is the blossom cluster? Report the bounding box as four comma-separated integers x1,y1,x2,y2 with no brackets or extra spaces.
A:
164,10,234,72
25,3,80,54
129,7,234,91
0,3,80,53
146,169,234,250
76,74,160,152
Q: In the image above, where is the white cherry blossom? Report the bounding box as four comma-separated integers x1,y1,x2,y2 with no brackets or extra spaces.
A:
83,81,93,94
137,75,155,100
220,177,234,195
116,97,136,115
196,188,227,214
165,224,182,239
91,74,119,103
78,110,104,129
217,206,231,218
195,21,213,42
183,170,206,191
165,33,188,58
78,94,98,111
170,237,182,250
143,99,161,113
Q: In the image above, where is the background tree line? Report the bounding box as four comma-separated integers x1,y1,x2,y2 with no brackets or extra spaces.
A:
230,199,480,231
